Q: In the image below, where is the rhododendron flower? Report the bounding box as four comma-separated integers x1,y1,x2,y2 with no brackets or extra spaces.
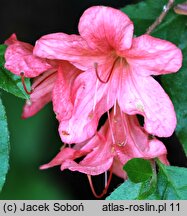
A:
34,6,182,143
4,34,82,119
41,105,168,178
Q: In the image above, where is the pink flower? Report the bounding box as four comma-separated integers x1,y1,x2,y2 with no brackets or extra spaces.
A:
22,68,57,118
22,62,81,119
33,6,182,143
5,34,52,77
4,34,82,119
40,105,168,178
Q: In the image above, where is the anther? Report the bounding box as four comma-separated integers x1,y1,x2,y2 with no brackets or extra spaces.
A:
20,72,32,95
94,58,119,84
62,131,70,136
87,167,113,199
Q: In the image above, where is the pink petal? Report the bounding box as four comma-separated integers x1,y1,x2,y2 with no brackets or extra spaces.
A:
40,148,87,169
4,33,17,45
157,155,170,165
113,112,168,164
5,35,52,77
22,69,57,118
118,69,176,137
125,34,182,76
52,62,81,121
58,69,118,143
61,124,114,175
112,158,127,179
60,157,113,176
78,6,133,52
34,32,110,71
144,139,168,159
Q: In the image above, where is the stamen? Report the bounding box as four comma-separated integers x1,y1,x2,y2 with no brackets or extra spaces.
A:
94,58,119,84
93,79,99,111
119,107,128,146
113,100,117,116
32,70,56,90
87,167,113,199
107,110,115,144
104,171,107,188
20,72,32,95
60,143,67,150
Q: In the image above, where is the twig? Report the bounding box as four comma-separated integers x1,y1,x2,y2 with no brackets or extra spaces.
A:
146,0,175,35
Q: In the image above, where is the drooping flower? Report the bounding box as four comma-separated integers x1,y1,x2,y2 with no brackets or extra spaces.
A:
40,104,168,197
4,34,82,119
41,105,168,178
33,6,182,144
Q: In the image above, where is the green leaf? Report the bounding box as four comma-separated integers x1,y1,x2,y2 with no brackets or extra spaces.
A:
106,179,146,200
0,97,10,192
0,44,31,99
156,160,187,199
123,158,153,183
121,0,187,155
107,161,187,200
106,178,159,200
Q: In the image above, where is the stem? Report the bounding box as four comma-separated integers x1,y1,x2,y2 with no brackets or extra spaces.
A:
146,0,175,35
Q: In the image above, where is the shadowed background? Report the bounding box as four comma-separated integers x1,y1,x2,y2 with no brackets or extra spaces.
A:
0,0,186,200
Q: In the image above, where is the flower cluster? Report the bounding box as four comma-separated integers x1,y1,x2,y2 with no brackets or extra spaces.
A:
5,6,182,196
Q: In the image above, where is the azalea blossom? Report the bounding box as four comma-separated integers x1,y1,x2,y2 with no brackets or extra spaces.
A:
40,105,168,196
4,34,81,119
34,6,182,144
41,105,168,178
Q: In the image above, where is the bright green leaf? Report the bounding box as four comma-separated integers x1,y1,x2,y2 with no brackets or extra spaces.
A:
121,0,187,155
123,158,153,183
107,162,187,200
0,97,10,192
0,44,31,99
106,179,145,200
106,178,159,200
156,161,187,199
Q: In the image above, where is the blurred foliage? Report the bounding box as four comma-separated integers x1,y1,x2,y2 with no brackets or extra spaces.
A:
0,92,72,199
